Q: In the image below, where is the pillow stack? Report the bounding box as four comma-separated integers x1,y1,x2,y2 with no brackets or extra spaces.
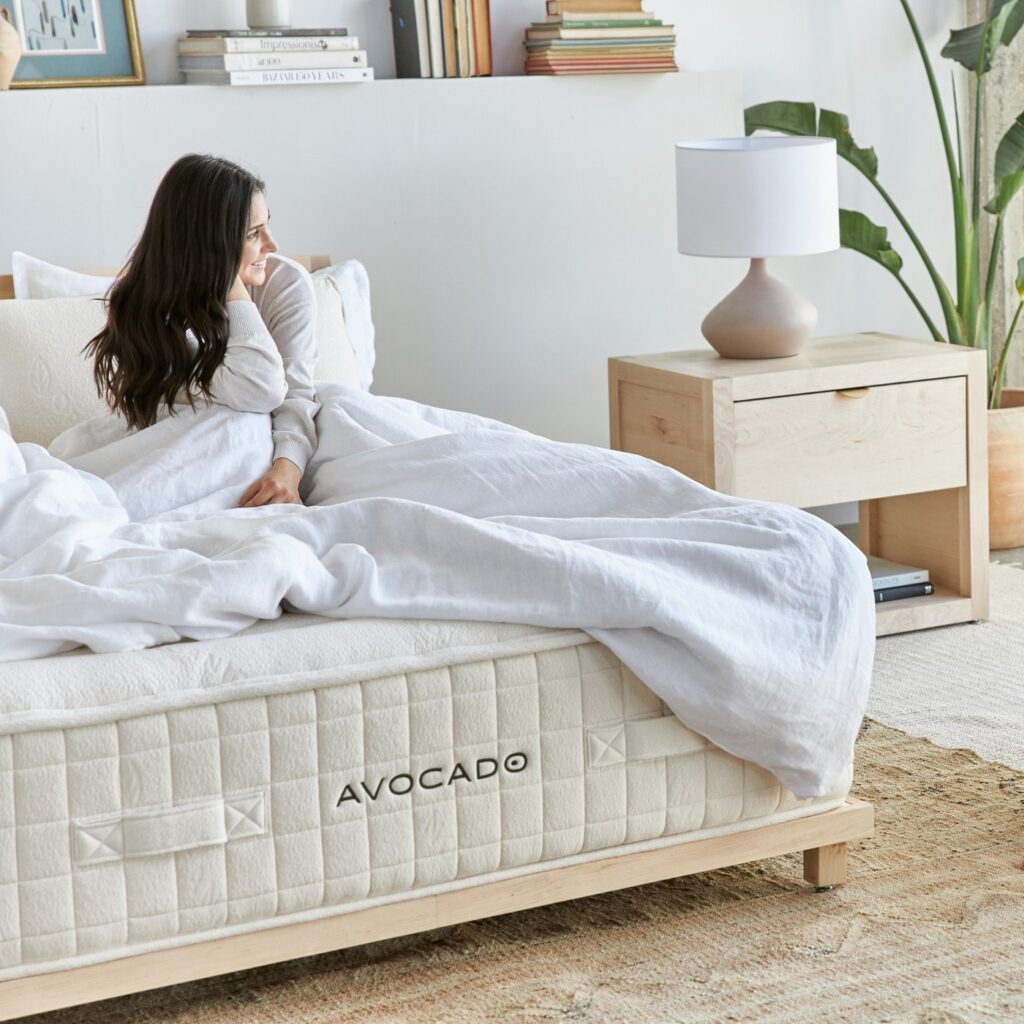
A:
1,252,376,446
0,296,110,447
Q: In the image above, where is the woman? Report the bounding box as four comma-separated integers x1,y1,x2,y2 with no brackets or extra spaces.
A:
61,153,319,509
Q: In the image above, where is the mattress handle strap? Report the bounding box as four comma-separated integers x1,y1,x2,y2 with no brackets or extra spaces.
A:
73,792,267,867
587,715,707,769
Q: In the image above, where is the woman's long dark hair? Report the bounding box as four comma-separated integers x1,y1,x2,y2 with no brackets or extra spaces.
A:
87,154,266,431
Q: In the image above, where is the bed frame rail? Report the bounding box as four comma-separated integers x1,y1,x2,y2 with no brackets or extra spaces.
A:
0,798,873,1021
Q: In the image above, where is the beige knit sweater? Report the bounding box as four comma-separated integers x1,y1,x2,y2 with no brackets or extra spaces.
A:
247,254,321,473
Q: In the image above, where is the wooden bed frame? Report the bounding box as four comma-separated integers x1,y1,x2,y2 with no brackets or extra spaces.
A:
0,800,873,1020
0,257,875,1020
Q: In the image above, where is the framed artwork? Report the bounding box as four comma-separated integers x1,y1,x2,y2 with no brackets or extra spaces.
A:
0,0,144,87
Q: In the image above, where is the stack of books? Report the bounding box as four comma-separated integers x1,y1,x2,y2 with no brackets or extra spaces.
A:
524,0,678,76
178,28,374,86
837,526,934,603
390,0,492,79
868,555,933,604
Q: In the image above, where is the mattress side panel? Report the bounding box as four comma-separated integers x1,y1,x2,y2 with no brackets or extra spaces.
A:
0,641,851,979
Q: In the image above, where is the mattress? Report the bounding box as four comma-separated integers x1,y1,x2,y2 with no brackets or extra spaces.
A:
0,615,851,981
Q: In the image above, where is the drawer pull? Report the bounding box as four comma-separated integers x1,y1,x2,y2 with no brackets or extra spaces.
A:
836,387,870,399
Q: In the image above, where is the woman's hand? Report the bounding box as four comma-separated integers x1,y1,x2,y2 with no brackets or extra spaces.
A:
227,274,250,302
239,458,303,507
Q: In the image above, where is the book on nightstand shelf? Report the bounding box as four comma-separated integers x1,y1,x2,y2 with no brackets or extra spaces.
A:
178,28,374,85
875,582,935,603
867,556,930,591
837,524,931,600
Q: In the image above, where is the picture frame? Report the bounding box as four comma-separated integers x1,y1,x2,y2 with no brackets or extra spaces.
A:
0,0,144,88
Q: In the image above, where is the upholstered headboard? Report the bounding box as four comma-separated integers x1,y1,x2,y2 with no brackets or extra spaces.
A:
0,253,378,446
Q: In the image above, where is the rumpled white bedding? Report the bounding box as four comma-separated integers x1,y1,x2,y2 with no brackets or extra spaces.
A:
0,386,875,797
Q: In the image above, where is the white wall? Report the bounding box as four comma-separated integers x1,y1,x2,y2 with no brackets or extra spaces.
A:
661,0,965,350
133,0,968,379
3,0,966,447
0,74,741,446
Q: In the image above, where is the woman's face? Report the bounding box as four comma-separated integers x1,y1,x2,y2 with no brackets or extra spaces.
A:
238,191,277,288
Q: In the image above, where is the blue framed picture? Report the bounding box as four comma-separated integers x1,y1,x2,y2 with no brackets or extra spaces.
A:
1,0,144,87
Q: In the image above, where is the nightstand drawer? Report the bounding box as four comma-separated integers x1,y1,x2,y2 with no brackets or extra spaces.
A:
731,377,967,507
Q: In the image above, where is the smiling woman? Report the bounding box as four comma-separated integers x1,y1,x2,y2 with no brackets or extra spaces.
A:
52,152,321,508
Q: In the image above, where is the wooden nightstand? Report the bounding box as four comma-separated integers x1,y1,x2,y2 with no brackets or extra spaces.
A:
609,333,990,636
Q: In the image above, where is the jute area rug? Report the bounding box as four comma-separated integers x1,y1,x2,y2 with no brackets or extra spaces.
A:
27,721,1024,1024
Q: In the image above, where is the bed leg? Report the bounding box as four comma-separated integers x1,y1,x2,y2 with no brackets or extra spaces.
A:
803,842,847,891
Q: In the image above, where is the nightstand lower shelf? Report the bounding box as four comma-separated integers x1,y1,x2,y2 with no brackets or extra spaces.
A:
874,588,976,637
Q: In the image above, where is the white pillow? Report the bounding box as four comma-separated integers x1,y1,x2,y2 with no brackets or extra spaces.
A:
11,252,375,390
0,297,110,446
312,261,375,391
0,292,360,446
312,273,359,387
12,251,116,300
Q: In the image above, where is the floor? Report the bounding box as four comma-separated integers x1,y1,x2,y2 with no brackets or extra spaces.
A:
990,544,1024,567
865,550,1024,770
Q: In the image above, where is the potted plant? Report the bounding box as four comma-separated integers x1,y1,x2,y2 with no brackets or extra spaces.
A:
744,0,1024,549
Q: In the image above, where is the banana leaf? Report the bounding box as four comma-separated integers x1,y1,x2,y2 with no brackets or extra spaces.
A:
742,100,816,139
991,256,1024,407
744,102,879,179
839,209,902,273
746,97,957,342
818,110,879,179
986,110,1024,213
941,0,1024,74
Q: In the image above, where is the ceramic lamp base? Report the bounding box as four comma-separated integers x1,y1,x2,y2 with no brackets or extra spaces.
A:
701,258,817,360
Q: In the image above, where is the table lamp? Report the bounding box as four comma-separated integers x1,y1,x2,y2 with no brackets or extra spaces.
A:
675,136,839,359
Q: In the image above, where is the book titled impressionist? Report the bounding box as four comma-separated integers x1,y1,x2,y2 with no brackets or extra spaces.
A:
179,35,361,55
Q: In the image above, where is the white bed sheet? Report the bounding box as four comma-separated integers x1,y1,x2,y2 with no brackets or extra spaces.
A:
0,384,876,797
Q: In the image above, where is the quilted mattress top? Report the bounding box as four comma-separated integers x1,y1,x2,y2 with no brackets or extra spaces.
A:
0,615,589,734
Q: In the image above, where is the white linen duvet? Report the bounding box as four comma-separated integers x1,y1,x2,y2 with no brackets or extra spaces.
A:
0,386,875,798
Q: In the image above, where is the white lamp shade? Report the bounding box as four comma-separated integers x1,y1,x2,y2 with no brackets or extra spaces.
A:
676,137,839,258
